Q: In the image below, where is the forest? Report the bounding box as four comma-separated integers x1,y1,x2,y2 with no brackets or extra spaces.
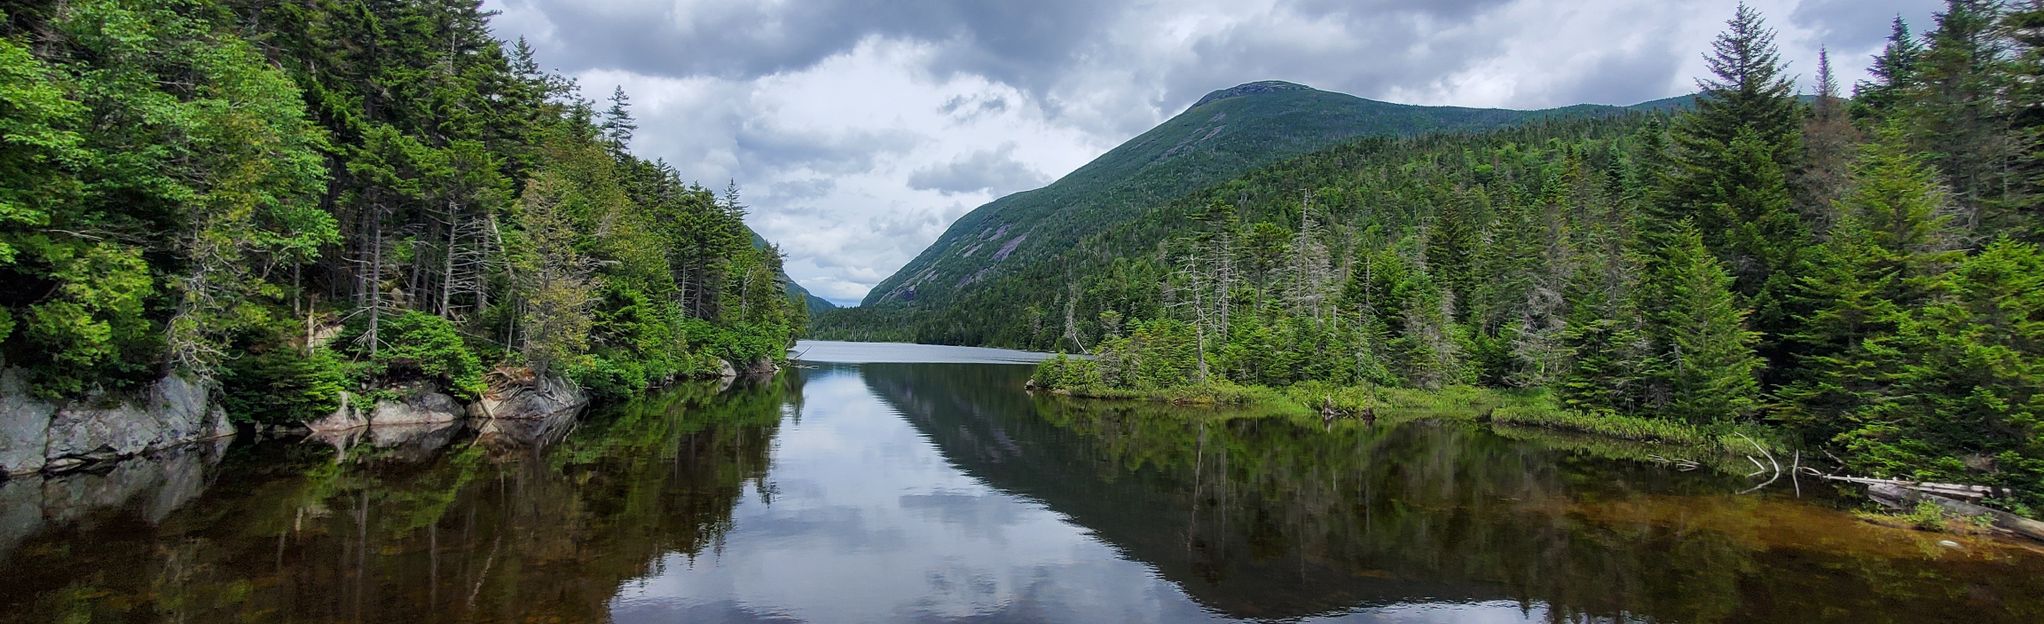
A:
1025,3,2044,511
0,0,807,421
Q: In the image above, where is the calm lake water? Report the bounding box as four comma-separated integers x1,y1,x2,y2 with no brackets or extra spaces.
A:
3,341,2043,622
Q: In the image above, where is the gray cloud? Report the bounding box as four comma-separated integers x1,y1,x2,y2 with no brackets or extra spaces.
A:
906,145,1046,195
486,0,1949,305
1792,0,1941,52
497,0,1115,87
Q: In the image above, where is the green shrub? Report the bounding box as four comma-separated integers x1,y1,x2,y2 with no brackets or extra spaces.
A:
219,346,349,425
350,311,485,398
1031,354,1102,390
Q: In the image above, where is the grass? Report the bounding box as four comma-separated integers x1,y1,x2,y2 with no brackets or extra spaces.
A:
1044,381,1296,409
1038,379,1796,459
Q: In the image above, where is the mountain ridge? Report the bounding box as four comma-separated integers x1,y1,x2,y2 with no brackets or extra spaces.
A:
854,81,1687,312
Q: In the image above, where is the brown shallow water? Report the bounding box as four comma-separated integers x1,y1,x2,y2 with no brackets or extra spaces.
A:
2,342,2042,622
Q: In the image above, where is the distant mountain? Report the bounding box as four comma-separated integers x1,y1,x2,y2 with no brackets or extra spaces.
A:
829,81,1680,342
747,229,837,314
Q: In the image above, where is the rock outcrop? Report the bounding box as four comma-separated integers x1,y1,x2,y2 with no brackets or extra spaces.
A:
713,357,778,378
0,370,55,475
1,369,234,476
304,391,368,433
473,373,587,421
304,384,463,433
739,357,779,376
1,436,227,559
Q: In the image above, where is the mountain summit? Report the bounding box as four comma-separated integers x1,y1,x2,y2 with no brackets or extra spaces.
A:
1188,80,1315,109
832,82,1678,343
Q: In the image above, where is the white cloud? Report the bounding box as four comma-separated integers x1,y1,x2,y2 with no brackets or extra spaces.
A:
484,0,1943,305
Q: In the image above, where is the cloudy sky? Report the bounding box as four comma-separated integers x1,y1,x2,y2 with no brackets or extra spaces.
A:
482,0,1941,306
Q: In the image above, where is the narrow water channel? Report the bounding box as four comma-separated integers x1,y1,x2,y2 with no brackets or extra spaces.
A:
2,341,2041,622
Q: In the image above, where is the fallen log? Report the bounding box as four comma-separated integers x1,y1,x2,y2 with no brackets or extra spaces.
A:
1824,476,2009,500
1868,483,2044,543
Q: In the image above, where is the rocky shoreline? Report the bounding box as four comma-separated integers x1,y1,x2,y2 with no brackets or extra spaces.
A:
0,357,780,478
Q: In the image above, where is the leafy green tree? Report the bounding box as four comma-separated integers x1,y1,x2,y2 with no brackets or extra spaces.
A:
513,168,597,376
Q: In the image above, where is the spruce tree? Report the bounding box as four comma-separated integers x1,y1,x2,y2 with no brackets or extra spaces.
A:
1852,16,1925,122
601,85,636,149
1839,239,2044,506
1907,0,2013,232
1672,3,1803,168
1799,47,1861,232
1780,130,1961,438
2005,2,2043,240
1650,224,1764,424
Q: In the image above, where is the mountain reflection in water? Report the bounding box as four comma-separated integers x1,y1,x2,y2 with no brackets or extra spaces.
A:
2,344,2041,623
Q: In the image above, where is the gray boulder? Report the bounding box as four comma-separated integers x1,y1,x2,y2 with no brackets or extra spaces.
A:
367,384,462,426
44,399,151,469
714,358,738,378
304,390,368,433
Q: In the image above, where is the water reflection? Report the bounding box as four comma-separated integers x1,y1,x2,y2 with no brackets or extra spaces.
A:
858,361,2044,623
0,358,2041,624
0,376,789,624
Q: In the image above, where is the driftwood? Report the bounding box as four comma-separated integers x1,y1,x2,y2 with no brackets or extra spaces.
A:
1868,484,2044,543
1822,476,2010,501
1318,400,1374,427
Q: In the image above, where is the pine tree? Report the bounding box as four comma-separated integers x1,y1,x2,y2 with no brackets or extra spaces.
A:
1425,187,1481,317
2004,2,2043,240
1673,3,1803,168
1658,5,1812,377
1650,224,1764,424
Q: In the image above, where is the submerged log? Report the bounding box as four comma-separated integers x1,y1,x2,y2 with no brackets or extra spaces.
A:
1869,483,2044,543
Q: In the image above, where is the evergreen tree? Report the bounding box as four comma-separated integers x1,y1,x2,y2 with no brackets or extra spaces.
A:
1799,46,1861,232
1852,16,1925,121
601,85,636,150
1672,3,1803,169
1839,239,2044,507
1779,130,1961,438
1649,224,1764,424
1906,0,2014,231
2005,2,2044,239
1658,4,1812,378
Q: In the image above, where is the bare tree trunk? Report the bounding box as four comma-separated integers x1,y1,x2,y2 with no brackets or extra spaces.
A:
440,199,457,317
367,207,383,358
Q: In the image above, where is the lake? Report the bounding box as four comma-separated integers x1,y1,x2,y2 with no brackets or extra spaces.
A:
2,341,2041,622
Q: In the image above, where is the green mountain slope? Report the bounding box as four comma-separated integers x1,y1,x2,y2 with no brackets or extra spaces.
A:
829,81,1676,342
747,229,837,314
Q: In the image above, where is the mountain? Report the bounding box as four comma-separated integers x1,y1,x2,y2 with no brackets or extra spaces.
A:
747,229,838,314
823,81,1678,343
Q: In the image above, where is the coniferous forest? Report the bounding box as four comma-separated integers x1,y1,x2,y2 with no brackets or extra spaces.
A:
0,0,806,419
11,1,2044,621
1009,3,2044,511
